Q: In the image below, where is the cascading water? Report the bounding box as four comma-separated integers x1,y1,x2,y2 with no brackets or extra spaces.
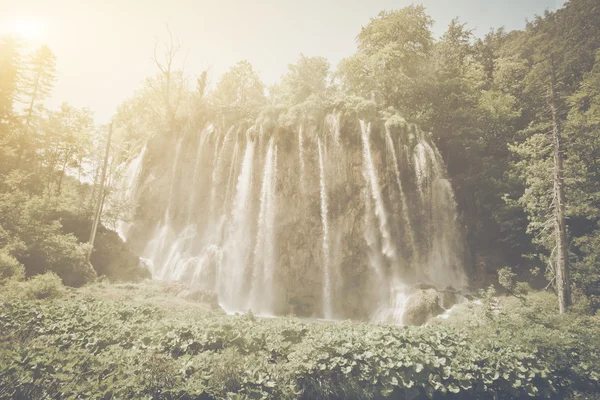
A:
121,115,467,324
298,126,306,193
385,125,417,259
360,120,395,259
220,137,255,312
318,138,333,319
116,145,147,240
248,137,278,315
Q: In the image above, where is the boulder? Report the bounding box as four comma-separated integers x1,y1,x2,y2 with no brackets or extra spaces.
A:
403,287,462,326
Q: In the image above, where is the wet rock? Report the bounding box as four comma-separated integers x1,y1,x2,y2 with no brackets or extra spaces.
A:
403,287,463,326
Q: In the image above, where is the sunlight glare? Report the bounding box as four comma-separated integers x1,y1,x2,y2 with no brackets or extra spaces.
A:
6,17,44,40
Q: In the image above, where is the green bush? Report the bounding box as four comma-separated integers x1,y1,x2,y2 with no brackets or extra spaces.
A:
0,190,97,287
22,272,65,300
0,251,24,284
57,211,150,282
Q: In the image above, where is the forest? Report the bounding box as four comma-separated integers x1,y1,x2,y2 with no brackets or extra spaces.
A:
1,0,600,398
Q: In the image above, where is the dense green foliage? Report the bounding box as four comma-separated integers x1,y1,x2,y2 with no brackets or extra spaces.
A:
0,284,598,399
0,37,147,286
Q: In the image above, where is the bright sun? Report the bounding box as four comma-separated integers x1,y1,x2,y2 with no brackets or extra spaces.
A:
10,17,43,39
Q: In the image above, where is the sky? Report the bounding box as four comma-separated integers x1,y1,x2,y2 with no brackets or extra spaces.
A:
1,0,565,123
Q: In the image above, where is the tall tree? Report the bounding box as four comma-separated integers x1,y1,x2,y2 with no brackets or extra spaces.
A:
0,36,21,123
336,5,433,116
22,45,56,124
212,60,265,125
276,54,330,105
0,36,22,173
15,45,56,168
549,56,571,313
39,103,94,195
88,123,112,262
151,27,186,133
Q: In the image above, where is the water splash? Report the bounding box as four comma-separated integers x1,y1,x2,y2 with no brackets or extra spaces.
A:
371,282,410,325
144,137,183,274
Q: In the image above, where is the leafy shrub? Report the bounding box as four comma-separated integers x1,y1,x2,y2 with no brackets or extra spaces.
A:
0,251,24,284
0,290,598,399
208,347,244,396
22,272,66,300
57,211,150,282
0,190,96,287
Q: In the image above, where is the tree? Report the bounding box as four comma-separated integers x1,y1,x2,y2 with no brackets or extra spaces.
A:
39,103,95,195
0,36,22,173
562,50,600,310
549,56,571,313
15,45,56,168
276,54,330,105
0,36,21,123
22,45,56,124
88,123,112,263
150,27,187,134
336,5,433,115
212,60,265,125
505,3,600,311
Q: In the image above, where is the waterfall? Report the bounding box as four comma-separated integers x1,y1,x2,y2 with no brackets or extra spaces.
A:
249,138,278,315
224,136,240,206
166,138,184,221
116,145,147,240
219,137,255,312
360,120,395,260
318,138,333,319
371,282,410,325
298,126,306,193
385,127,417,259
413,138,466,288
125,116,468,324
209,127,234,219
186,125,213,222
145,137,183,277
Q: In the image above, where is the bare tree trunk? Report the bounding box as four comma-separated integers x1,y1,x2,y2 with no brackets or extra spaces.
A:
89,164,100,214
549,55,571,313
87,122,113,262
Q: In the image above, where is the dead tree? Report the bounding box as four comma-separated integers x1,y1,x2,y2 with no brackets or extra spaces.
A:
549,55,571,313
